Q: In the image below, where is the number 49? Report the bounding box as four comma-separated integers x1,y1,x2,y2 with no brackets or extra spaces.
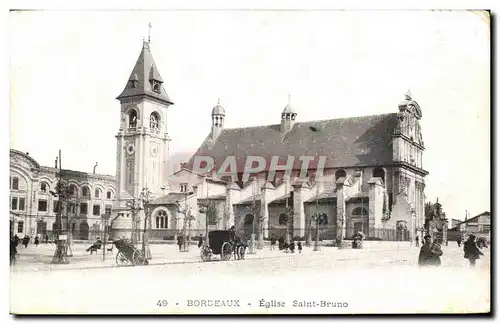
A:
157,300,168,307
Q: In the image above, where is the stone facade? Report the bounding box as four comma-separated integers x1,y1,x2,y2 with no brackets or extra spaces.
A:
9,150,116,240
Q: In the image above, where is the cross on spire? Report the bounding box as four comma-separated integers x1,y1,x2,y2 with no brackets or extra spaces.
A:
217,98,220,105
148,22,152,43
288,93,291,104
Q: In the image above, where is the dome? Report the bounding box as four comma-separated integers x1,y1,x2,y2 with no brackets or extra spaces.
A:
212,104,225,116
282,103,296,114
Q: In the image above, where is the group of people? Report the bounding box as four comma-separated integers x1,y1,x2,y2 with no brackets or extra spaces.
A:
10,234,43,265
270,237,303,253
418,234,485,268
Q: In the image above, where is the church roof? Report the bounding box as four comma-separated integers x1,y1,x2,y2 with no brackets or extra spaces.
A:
189,113,398,172
117,41,173,104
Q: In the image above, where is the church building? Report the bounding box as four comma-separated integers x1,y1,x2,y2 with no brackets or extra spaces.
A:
10,39,429,243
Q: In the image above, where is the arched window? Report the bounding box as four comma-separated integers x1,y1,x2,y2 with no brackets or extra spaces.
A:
244,214,254,225
81,186,90,198
373,167,386,183
40,182,48,193
278,213,288,225
95,188,101,199
69,184,78,197
155,210,168,229
352,207,368,216
150,113,159,130
335,169,347,181
106,191,112,199
129,110,137,128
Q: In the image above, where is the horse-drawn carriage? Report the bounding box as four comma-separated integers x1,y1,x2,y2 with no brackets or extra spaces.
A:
113,239,148,266
200,230,246,262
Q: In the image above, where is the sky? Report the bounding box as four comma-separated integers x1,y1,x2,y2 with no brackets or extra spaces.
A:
9,10,490,221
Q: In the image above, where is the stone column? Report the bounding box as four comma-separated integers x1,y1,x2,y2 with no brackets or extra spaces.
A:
335,178,348,240
260,181,275,239
368,177,384,238
226,182,241,229
292,180,307,238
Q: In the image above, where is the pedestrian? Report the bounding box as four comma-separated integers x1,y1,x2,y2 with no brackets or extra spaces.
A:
418,235,443,267
456,237,461,247
463,235,483,268
270,237,276,250
297,241,302,254
415,235,420,247
34,236,40,247
22,235,29,248
13,235,19,248
290,241,295,253
10,238,18,266
198,234,203,248
177,234,183,252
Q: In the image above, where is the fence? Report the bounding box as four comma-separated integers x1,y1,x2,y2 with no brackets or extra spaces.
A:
44,225,410,243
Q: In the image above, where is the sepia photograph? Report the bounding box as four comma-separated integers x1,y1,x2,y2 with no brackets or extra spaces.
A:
8,8,491,315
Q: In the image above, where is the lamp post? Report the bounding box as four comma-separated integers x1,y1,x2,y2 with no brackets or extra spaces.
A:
139,187,152,260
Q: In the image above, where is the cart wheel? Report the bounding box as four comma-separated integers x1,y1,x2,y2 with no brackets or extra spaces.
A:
221,242,232,261
200,246,212,262
132,250,146,265
239,246,246,260
116,251,129,266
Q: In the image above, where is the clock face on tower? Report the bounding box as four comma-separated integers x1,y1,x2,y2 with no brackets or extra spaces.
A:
126,143,135,155
150,144,158,157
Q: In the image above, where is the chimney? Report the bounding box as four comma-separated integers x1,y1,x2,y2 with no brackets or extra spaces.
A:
55,157,58,168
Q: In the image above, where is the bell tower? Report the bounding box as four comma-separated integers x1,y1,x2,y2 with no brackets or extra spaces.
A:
112,39,174,238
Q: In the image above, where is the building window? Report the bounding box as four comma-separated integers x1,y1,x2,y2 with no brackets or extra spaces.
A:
244,214,254,225
12,177,19,190
80,203,88,214
93,205,101,216
69,185,78,197
352,207,368,216
278,213,287,225
38,200,48,212
335,169,347,181
95,188,100,199
41,182,48,193
180,183,188,193
129,110,137,128
17,221,24,233
207,206,217,225
19,197,25,211
105,205,112,216
152,80,161,93
11,197,18,210
150,113,159,129
373,167,386,183
53,200,59,213
82,186,90,198
155,210,168,229
107,191,112,199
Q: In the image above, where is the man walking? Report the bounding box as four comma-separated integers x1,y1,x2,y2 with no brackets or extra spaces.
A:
418,235,443,267
463,235,483,268
415,235,420,247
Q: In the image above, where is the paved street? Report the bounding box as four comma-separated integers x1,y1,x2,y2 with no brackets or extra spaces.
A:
10,242,490,314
